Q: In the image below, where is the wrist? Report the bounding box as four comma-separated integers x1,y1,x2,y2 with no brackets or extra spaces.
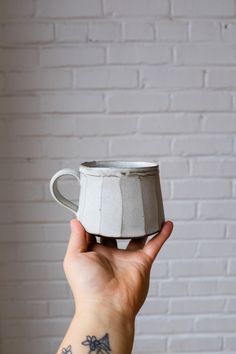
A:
74,302,135,343
75,299,136,324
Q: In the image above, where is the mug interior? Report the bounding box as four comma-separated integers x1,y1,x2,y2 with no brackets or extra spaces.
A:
81,160,158,169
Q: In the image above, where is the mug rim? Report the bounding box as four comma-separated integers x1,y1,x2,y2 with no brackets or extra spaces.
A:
80,160,159,176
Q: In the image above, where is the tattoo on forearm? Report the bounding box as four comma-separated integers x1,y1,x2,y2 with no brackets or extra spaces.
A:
81,333,112,353
61,345,72,354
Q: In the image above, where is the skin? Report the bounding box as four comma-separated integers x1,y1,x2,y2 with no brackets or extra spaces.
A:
56,219,173,354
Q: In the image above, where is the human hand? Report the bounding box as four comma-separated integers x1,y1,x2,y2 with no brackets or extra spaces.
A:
63,219,173,320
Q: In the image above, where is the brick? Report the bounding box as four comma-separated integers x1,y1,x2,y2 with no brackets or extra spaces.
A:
40,47,105,67
207,70,236,89
0,318,70,337
104,0,169,16
0,301,48,319
225,336,236,350
0,283,16,300
195,316,236,332
159,280,188,297
139,114,200,133
0,0,34,18
75,115,137,136
171,92,231,111
170,298,225,314
150,261,168,279
160,180,171,199
108,44,171,64
173,179,231,199
43,224,70,243
222,23,236,42
45,116,76,135
172,221,225,239
226,299,236,313
172,0,235,17
139,316,193,334
43,137,107,158
191,158,236,177
2,338,51,354
3,23,53,43
16,243,66,261
0,139,42,158
0,119,6,136
141,68,203,89
0,96,40,114
199,201,236,220
75,67,138,88
36,0,102,17
0,244,16,262
189,279,218,295
0,25,3,42
190,21,220,41
89,22,121,41
133,336,166,353
165,201,195,220
0,73,4,90
160,159,189,178
0,182,43,201
49,300,74,317
176,44,236,64
0,48,37,69
0,222,69,243
124,22,154,41
7,70,72,91
157,20,188,41
217,279,236,295
110,136,170,156
158,240,198,259
172,136,232,156
40,93,105,113
148,280,159,296
56,23,88,42
0,281,69,301
227,223,236,238
0,262,64,281
139,298,168,315
12,202,72,222
0,159,10,180
198,241,236,257
9,159,61,181
171,259,226,277
108,93,169,112
228,259,236,274
8,117,75,136
169,335,222,352
2,337,50,354
0,204,14,223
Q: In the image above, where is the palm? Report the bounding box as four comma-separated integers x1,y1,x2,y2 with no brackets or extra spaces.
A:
65,243,151,317
64,220,173,317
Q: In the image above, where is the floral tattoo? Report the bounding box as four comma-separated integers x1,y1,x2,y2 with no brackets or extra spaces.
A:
61,345,72,354
81,333,112,353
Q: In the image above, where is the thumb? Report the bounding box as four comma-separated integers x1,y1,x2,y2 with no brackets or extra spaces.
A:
66,219,87,254
143,221,173,263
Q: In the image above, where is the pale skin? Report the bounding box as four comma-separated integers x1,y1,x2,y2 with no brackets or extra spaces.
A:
56,219,173,354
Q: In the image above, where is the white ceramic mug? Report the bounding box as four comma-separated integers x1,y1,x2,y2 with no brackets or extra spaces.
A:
50,160,165,239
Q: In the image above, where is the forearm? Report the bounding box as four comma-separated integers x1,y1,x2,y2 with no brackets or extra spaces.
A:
56,306,135,354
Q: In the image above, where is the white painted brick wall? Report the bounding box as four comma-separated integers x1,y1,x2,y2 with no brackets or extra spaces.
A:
0,1,236,353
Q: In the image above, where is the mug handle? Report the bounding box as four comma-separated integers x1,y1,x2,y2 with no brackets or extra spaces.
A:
50,168,80,215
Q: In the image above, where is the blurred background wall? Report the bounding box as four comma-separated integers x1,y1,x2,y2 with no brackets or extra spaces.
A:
0,0,236,353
